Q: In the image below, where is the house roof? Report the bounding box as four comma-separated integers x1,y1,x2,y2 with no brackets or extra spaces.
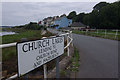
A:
55,16,65,21
55,15,69,21
71,22,87,27
43,17,53,21
55,17,62,21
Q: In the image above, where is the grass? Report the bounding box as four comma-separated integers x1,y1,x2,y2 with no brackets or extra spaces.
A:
2,46,16,61
2,30,42,44
60,70,66,77
2,29,43,61
69,47,80,72
2,28,54,61
59,47,80,77
72,30,120,41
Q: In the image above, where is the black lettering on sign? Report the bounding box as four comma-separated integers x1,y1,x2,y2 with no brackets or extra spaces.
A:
55,37,63,44
22,39,50,53
46,39,50,46
42,39,50,47
47,55,52,60
42,40,46,47
39,46,52,54
22,43,28,52
52,54,55,58
53,45,56,49
52,38,55,44
33,60,42,68
34,42,37,50
28,42,34,51
36,55,43,60
50,49,57,55
43,58,47,63
34,63,37,68
37,41,42,48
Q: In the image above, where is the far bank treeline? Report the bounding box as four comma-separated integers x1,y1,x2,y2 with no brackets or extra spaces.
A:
67,1,120,29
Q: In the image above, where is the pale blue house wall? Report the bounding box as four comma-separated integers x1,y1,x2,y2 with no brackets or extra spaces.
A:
53,16,72,29
68,19,72,25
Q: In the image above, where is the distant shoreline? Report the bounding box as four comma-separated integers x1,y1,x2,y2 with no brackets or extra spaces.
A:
0,26,14,28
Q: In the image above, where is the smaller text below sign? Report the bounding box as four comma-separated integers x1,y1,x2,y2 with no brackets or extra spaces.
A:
17,36,64,77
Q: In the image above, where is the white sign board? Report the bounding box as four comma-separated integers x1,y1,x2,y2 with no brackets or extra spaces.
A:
17,36,64,76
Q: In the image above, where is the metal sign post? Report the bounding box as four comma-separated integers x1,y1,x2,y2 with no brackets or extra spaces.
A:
42,37,47,80
56,57,59,78
56,33,60,78
43,64,47,80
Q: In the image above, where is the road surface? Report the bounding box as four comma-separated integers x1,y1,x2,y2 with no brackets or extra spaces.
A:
47,28,118,78
73,34,118,78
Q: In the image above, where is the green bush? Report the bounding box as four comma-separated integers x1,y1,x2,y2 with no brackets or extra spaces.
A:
24,22,40,30
14,22,44,30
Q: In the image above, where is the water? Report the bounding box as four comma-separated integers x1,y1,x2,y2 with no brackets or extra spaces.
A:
0,32,16,36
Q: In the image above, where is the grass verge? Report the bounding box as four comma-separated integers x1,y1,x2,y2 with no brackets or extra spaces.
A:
72,30,120,41
60,47,80,78
69,47,80,72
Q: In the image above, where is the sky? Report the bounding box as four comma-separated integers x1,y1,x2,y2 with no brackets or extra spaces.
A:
1,0,117,26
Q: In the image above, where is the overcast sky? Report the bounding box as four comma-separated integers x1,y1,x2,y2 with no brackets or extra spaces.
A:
2,0,117,26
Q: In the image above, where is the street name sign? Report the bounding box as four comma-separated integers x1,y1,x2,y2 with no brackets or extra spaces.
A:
17,36,64,76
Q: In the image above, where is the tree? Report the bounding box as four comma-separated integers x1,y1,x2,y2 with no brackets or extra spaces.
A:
82,1,120,29
67,11,77,19
71,13,86,23
89,10,100,28
98,1,120,29
93,2,109,11
83,14,89,26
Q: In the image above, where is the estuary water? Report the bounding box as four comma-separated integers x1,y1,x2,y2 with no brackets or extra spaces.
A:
0,32,16,36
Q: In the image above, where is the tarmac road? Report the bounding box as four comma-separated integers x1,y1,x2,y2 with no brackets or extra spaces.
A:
47,28,119,78
73,34,118,78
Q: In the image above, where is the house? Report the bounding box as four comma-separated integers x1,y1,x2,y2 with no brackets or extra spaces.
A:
40,15,72,29
38,21,44,26
71,22,87,30
43,17,53,27
52,16,72,29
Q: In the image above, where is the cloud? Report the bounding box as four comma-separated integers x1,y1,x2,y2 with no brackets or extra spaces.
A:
1,1,116,26
1,0,117,2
